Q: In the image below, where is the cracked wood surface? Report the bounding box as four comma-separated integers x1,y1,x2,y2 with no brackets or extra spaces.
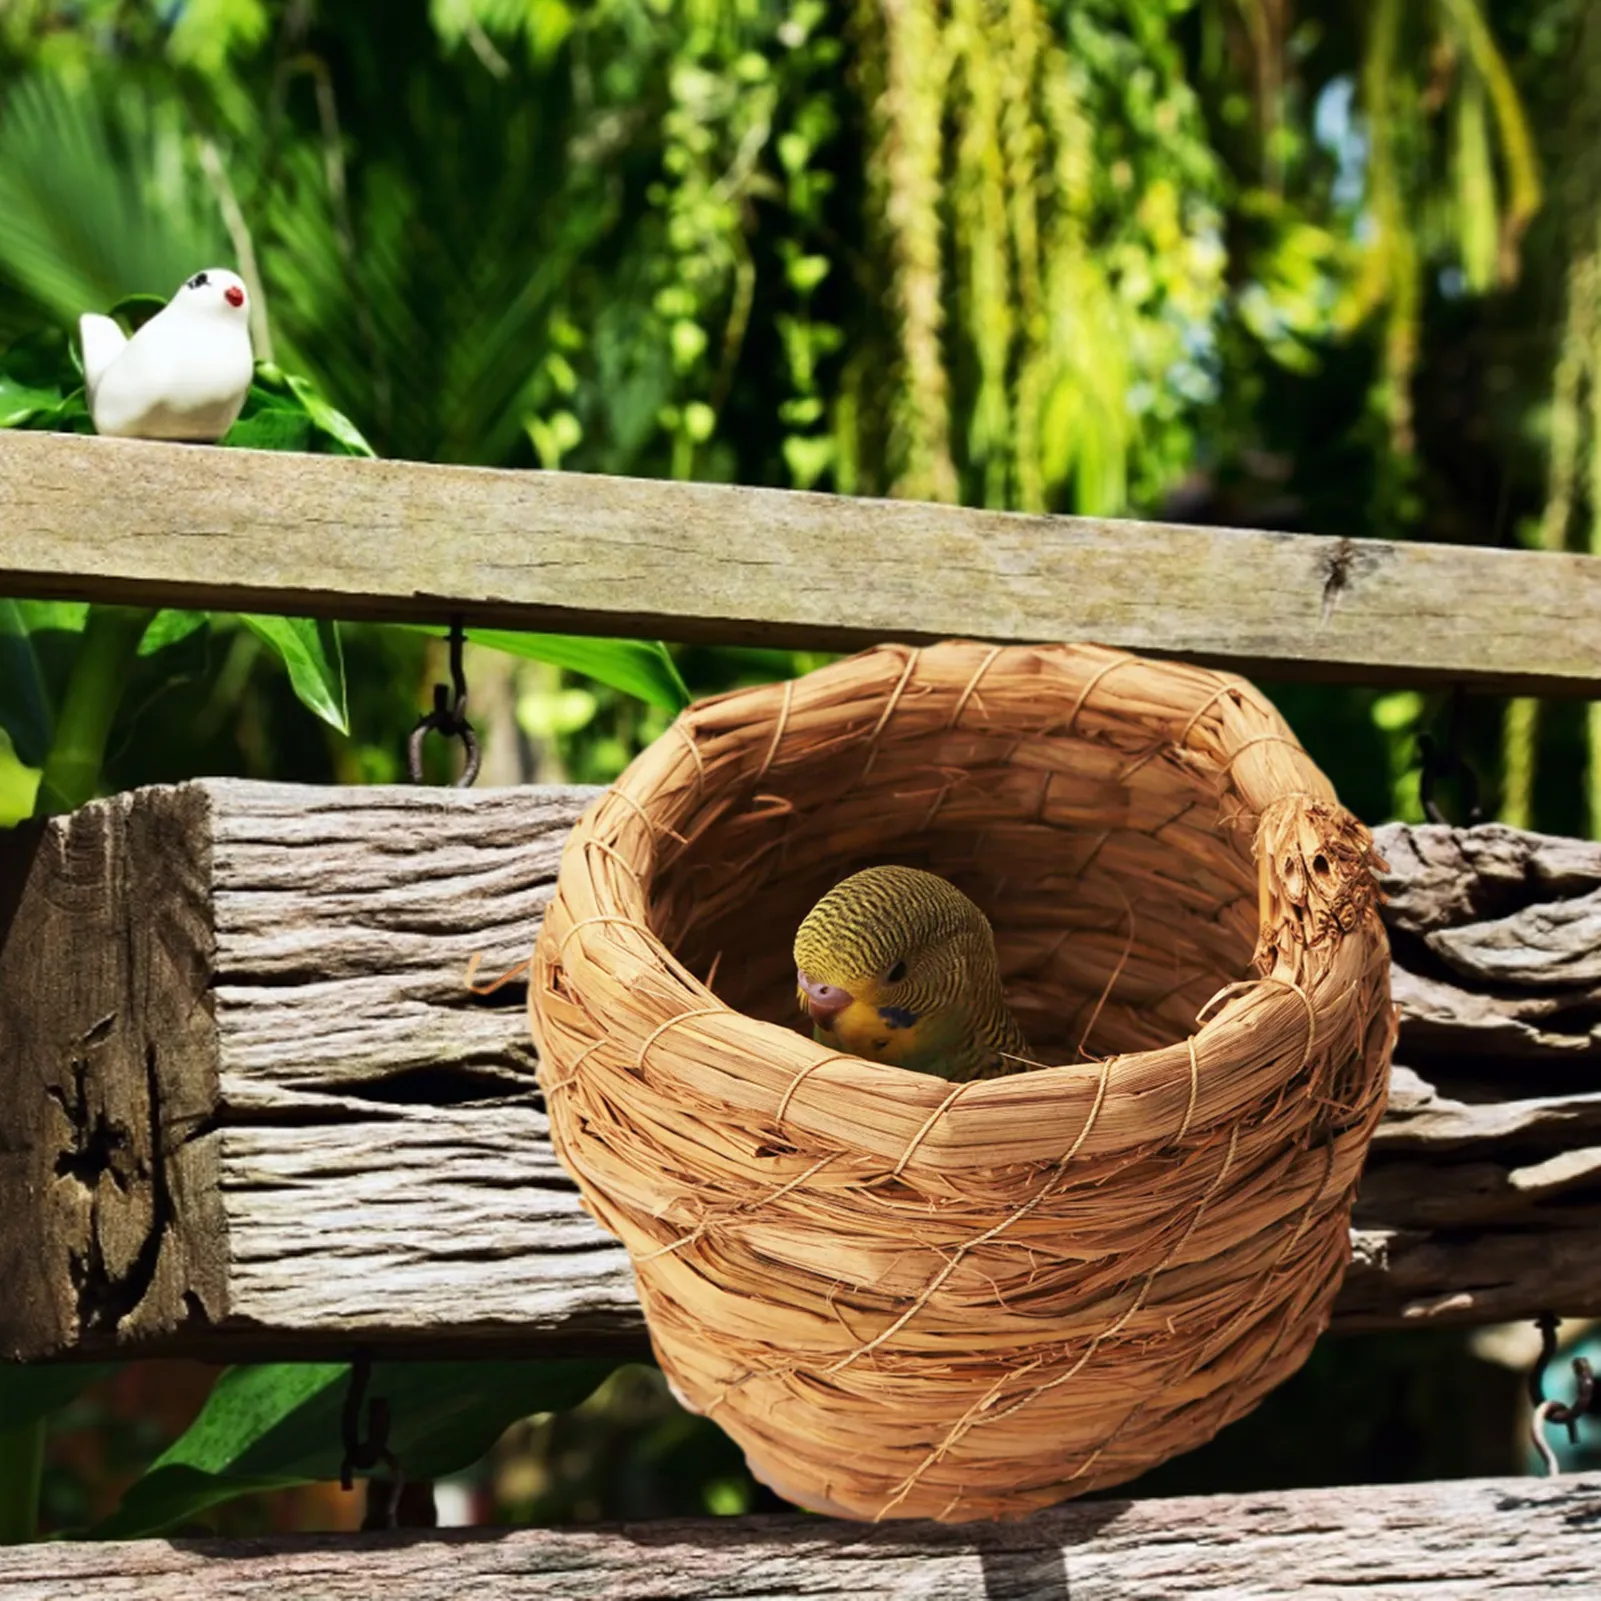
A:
3,785,1601,1362
5,430,1601,694
0,1475,1596,1599
1335,823,1601,1330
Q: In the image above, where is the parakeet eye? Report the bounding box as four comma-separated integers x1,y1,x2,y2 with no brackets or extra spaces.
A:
187,272,209,290
885,959,907,984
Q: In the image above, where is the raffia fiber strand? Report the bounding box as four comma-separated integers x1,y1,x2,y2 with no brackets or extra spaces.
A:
530,641,1395,1523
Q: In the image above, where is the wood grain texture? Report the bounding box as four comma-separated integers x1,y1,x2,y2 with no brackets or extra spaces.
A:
5,786,1601,1362
0,780,637,1363
4,430,1601,692
0,787,226,1356
0,1476,1596,1598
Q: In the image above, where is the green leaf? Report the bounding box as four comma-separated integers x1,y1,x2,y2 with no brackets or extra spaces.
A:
0,371,62,426
670,318,708,371
0,600,88,766
782,434,834,490
0,327,76,392
784,253,830,293
241,616,349,732
683,401,715,442
222,372,373,457
0,1363,119,1431
777,131,811,173
166,0,270,74
0,600,56,764
221,406,314,453
0,725,41,827
106,292,168,334
14,601,90,633
92,1358,616,1539
408,626,690,712
10,389,95,434
138,610,210,656
0,322,93,432
0,325,88,432
778,396,824,427
285,374,376,456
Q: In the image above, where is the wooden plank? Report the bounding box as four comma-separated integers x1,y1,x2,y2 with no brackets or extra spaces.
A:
5,784,1601,1364
3,430,1600,693
0,1475,1596,1598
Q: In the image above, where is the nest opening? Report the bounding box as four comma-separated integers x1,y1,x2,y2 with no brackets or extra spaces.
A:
645,667,1265,1069
659,818,1257,1071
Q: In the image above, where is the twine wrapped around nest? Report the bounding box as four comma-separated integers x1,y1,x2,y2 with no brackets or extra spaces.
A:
530,641,1395,1522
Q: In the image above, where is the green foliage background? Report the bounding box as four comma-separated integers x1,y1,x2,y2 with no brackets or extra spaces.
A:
1,0,1597,1541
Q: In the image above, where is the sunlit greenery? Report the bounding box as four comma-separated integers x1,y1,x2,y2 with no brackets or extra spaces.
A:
3,0,1594,824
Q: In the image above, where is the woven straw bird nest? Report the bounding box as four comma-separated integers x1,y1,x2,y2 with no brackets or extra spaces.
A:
530,640,1394,1523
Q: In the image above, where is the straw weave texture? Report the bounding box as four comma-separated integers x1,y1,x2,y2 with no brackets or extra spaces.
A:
530,641,1395,1522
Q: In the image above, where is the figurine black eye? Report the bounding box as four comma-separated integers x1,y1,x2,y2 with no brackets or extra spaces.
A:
187,271,209,289
886,960,907,984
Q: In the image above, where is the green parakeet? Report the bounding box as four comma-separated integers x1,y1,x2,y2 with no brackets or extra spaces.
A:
793,865,1030,1082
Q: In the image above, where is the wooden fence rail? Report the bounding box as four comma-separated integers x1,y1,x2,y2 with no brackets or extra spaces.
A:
0,1475,1595,1599
4,780,1600,1364
4,431,1601,693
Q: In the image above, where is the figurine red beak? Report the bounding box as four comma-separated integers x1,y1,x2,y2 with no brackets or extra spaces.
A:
225,285,245,307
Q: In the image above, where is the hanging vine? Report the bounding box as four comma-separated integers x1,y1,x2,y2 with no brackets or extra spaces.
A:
1346,0,1541,527
848,0,1227,514
1502,4,1599,831
771,0,845,492
873,0,959,502
648,1,780,480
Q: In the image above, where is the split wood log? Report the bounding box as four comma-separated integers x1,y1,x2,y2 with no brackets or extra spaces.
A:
3,783,1601,1362
5,430,1601,694
1338,824,1601,1328
0,1475,1595,1598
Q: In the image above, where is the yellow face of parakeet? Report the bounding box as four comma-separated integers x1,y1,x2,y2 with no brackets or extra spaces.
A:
793,864,1029,1081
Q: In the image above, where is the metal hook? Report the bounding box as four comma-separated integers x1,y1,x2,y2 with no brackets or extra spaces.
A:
407,614,481,786
339,1349,405,1527
1527,1312,1598,1476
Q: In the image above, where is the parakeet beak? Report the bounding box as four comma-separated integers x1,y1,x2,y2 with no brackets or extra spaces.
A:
797,969,852,1029
225,285,245,307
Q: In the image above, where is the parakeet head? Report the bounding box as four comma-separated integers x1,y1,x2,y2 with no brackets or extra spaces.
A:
173,267,250,319
793,865,1007,1072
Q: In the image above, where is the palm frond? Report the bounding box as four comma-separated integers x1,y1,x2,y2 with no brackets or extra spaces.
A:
0,74,227,328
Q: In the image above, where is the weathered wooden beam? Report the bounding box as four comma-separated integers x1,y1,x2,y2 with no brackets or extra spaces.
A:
0,782,633,1364
0,1475,1596,1596
5,784,1601,1364
1337,823,1601,1330
4,430,1601,693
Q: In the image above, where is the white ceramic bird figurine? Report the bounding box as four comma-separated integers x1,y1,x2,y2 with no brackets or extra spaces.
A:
80,267,254,441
